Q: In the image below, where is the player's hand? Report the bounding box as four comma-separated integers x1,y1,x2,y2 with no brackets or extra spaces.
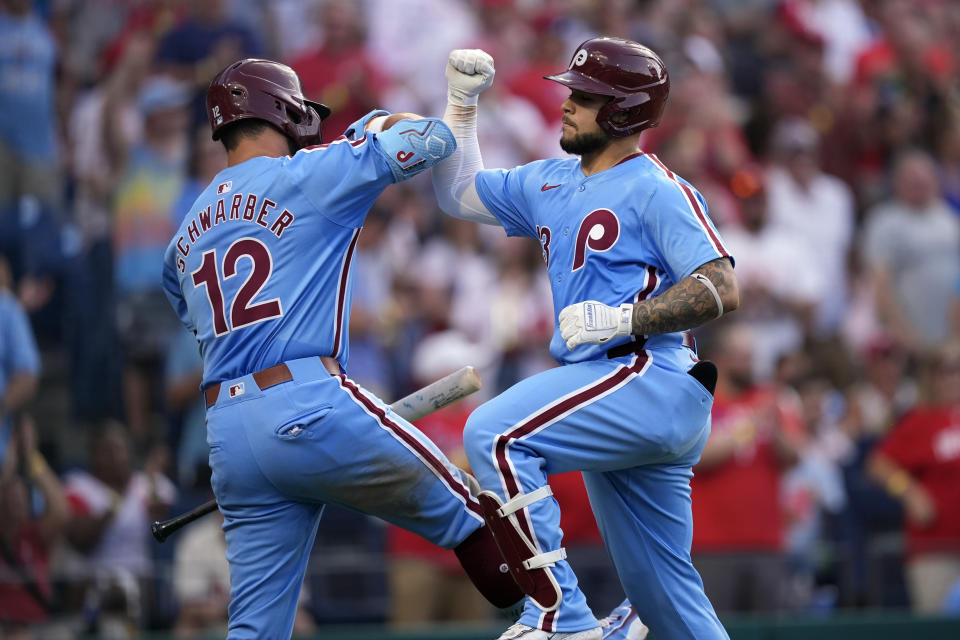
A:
558,301,634,350
446,49,495,106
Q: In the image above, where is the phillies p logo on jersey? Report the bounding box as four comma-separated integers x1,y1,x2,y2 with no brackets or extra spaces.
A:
572,209,620,271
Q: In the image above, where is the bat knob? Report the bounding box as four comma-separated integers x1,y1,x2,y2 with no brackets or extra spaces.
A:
151,521,168,543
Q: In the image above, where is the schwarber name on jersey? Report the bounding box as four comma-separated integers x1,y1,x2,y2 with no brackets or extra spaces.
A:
162,116,455,388
475,152,731,364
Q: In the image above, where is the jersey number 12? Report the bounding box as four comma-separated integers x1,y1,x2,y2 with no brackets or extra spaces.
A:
191,237,283,336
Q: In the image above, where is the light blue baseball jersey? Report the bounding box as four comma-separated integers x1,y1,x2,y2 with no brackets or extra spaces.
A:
162,115,454,388
475,152,731,364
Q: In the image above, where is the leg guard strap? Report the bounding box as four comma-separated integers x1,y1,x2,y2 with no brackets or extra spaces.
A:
477,489,563,612
523,548,567,570
498,485,553,517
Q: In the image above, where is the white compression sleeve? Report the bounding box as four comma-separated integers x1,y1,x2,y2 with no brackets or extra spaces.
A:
431,103,500,226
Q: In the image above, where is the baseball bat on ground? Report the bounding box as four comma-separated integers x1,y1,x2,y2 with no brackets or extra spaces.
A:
152,365,483,543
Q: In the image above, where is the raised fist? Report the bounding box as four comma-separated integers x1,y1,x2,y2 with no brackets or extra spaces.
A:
446,49,495,106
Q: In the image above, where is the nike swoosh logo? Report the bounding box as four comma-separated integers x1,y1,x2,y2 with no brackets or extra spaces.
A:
541,183,561,191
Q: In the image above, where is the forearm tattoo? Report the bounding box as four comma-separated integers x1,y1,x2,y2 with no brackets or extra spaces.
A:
632,258,736,336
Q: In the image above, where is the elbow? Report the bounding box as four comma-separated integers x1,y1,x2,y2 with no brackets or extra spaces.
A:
431,183,460,218
722,275,740,315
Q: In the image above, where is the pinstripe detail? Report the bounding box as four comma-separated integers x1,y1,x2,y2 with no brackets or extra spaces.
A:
331,228,361,358
337,375,483,518
646,154,728,257
302,135,368,152
492,352,653,630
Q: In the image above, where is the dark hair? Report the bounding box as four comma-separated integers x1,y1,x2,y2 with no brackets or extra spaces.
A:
218,118,299,154
218,119,269,151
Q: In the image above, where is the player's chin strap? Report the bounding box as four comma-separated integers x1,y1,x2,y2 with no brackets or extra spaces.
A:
477,486,565,612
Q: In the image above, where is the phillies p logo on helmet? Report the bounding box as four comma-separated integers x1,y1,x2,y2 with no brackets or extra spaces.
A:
573,50,588,67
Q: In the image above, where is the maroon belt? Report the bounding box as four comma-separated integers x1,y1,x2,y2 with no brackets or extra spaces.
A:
205,356,340,408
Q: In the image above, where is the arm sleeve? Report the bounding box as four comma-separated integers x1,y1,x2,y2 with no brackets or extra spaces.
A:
645,179,733,282
161,248,195,335
287,117,456,228
431,103,500,226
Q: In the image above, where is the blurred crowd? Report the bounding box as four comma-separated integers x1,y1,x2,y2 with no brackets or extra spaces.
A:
1,0,960,637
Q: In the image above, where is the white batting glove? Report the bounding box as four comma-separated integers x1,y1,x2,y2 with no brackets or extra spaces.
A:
558,301,634,350
446,49,495,106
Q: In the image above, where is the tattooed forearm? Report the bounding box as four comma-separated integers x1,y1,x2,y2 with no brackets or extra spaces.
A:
631,257,739,335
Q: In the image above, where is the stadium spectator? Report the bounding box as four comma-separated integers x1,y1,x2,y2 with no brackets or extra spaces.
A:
765,117,855,341
0,256,40,469
781,374,848,611
112,76,190,442
716,165,821,379
287,0,386,142
862,149,960,353
0,0,60,210
835,335,915,608
691,322,805,613
868,341,960,613
0,413,69,637
933,110,960,215
154,0,263,124
503,12,570,125
62,422,176,634
64,37,152,426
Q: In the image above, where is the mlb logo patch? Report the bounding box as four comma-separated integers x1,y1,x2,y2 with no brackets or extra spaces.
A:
229,382,245,398
217,181,232,194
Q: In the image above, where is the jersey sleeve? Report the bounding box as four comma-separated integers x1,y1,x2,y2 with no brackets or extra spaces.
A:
644,179,732,282
473,165,537,239
162,245,195,335
287,117,456,228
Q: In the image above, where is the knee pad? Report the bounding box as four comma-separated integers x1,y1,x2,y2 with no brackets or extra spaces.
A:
477,487,564,612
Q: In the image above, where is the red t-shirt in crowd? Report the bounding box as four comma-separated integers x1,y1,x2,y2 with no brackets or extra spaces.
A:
0,524,50,624
877,405,960,557
691,385,804,552
287,46,387,143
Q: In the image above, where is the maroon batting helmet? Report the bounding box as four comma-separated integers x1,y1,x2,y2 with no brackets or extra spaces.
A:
206,58,331,149
544,37,669,137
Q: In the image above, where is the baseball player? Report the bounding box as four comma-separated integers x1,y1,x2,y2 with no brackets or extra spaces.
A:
161,59,524,639
432,42,739,640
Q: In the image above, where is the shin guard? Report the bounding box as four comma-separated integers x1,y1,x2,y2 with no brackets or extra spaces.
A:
477,487,564,612
455,525,526,609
